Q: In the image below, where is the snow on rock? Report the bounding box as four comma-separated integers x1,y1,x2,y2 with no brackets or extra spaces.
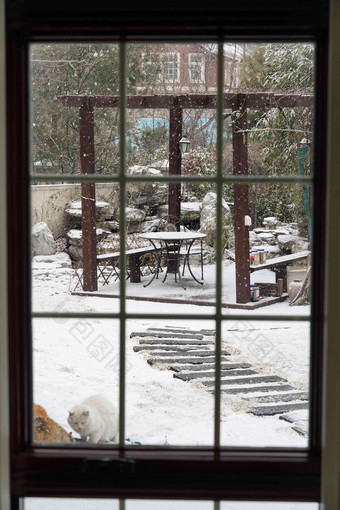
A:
257,232,276,245
277,234,308,254
263,216,282,228
200,192,232,247
263,244,281,259
32,222,56,256
67,228,110,261
180,201,202,223
33,253,72,269
249,231,262,247
65,200,114,229
126,207,146,224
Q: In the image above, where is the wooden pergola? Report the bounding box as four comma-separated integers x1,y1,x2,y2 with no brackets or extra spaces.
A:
58,92,313,304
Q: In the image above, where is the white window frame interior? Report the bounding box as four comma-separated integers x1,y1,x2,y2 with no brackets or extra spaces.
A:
189,52,205,82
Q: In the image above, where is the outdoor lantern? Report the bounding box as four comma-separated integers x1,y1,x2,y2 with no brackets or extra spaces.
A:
179,136,191,154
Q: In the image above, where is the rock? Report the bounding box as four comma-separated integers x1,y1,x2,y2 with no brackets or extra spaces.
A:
97,220,120,232
249,231,262,247
149,159,169,172
257,232,276,245
141,219,162,232
200,192,232,248
263,216,283,228
180,201,202,225
126,165,167,208
65,200,114,229
32,253,72,268
264,245,281,259
67,228,111,261
277,234,306,254
32,222,56,256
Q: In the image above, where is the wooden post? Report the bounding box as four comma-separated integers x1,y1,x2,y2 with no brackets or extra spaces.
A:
79,100,97,292
168,106,182,230
233,103,250,303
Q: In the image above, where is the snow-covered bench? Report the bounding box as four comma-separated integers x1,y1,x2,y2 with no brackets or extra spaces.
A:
250,250,310,292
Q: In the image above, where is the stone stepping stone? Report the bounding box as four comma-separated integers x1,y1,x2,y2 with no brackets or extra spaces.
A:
218,384,295,395
146,350,229,358
170,362,251,373
279,409,309,423
174,369,257,381
251,402,309,416
204,375,285,387
147,355,230,365
292,424,308,436
131,331,203,340
147,327,215,336
139,339,214,346
249,391,309,404
133,345,202,352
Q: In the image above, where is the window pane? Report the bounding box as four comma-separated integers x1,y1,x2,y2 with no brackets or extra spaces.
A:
24,499,119,510
124,181,216,314
223,43,314,176
33,319,119,446
222,183,312,313
31,181,120,314
31,43,121,177
126,319,215,446
127,43,218,177
220,320,310,447
127,502,213,510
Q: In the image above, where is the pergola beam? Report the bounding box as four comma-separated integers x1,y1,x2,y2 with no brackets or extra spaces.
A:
58,92,313,110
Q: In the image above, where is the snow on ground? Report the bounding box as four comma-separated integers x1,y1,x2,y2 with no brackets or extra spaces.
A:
32,255,311,452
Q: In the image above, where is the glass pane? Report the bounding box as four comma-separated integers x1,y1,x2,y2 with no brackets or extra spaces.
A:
33,319,119,446
220,504,318,510
223,43,314,176
31,181,120,314
126,43,218,177
127,502,213,510
31,43,121,177
222,183,311,313
24,499,119,510
126,319,216,446
220,320,310,447
123,181,216,314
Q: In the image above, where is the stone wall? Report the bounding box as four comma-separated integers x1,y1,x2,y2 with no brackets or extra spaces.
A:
31,183,119,236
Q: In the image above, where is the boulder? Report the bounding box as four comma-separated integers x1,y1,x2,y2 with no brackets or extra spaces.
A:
126,165,167,209
180,201,202,225
200,192,233,248
67,228,111,261
277,234,307,254
263,216,283,228
200,192,232,233
65,200,114,229
32,222,56,256
257,232,276,246
249,231,262,247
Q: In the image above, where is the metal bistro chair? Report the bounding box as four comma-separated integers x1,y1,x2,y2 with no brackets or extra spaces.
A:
158,214,204,284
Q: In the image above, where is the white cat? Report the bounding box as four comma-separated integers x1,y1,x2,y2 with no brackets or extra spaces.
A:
68,394,118,444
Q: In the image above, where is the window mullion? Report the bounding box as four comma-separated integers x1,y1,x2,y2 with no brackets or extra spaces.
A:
214,41,224,450
119,40,127,449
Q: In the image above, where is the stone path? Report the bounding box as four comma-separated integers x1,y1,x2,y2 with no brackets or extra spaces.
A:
131,326,309,437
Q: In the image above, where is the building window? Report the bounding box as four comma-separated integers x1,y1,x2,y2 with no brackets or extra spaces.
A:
163,53,180,82
189,54,205,82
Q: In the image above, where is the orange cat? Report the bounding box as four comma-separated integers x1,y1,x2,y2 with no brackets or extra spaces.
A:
34,404,71,443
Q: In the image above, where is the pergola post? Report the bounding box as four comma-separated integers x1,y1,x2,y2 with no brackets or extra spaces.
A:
168,106,182,230
233,102,250,303
79,100,97,292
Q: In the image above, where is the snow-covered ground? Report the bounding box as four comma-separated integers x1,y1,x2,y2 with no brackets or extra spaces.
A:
32,255,311,450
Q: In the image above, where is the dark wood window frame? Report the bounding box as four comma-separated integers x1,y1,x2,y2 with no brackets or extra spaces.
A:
6,0,329,505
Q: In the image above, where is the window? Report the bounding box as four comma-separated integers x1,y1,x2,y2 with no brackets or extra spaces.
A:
5,0,331,506
189,53,205,82
163,53,180,82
